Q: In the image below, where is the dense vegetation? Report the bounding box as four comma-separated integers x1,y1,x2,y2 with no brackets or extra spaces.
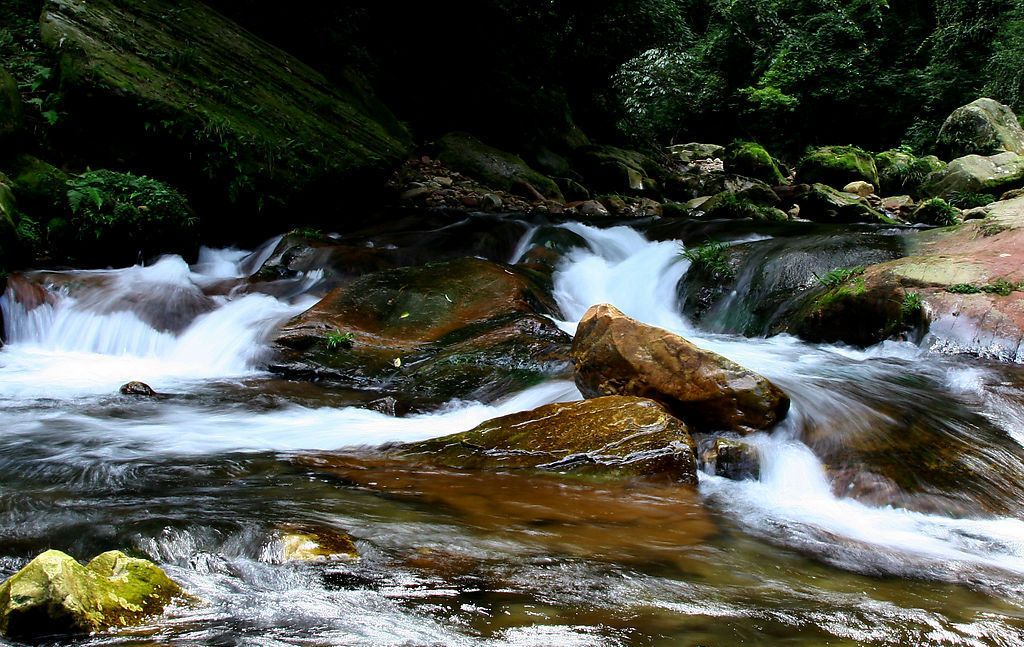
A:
210,0,1024,155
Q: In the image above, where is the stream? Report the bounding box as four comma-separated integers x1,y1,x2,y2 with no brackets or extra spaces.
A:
2,214,1024,646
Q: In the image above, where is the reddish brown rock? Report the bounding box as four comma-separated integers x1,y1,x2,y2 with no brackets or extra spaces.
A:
571,304,789,433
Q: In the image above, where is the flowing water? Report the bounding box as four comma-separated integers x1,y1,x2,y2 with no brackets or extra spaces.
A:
3,215,1024,646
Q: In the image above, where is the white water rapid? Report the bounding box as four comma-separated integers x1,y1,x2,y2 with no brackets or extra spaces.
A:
3,219,1024,645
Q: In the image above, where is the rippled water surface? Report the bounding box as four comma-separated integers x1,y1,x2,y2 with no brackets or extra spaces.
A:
2,216,1024,646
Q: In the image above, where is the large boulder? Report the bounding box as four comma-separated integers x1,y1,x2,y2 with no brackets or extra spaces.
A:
722,141,786,185
937,98,1024,159
797,146,879,189
874,150,945,197
787,195,1024,357
0,68,22,141
436,132,562,201
403,396,699,483
795,183,894,224
920,152,1024,198
574,144,663,195
271,257,571,408
39,0,411,228
0,549,186,639
570,304,789,433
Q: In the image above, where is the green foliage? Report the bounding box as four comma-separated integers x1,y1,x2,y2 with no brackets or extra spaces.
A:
324,329,355,351
681,240,734,279
64,170,196,245
814,266,865,290
703,192,787,222
914,198,960,226
947,192,995,209
946,283,981,294
900,292,922,319
0,0,62,135
946,279,1024,295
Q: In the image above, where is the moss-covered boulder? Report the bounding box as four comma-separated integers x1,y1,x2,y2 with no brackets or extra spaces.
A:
0,68,22,141
0,549,186,639
797,145,879,189
874,150,945,196
937,98,1024,159
271,257,571,408
795,183,894,224
920,152,1024,199
912,198,961,226
571,304,789,433
0,178,20,269
436,132,562,201
403,396,698,483
4,155,70,218
574,144,663,195
39,0,410,228
722,141,786,185
699,191,787,222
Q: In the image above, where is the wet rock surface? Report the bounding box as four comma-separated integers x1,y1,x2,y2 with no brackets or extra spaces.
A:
571,304,789,433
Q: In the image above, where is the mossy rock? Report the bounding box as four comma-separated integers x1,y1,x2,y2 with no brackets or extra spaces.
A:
937,98,1024,159
39,0,411,227
920,152,1024,199
279,525,359,563
0,68,23,140
271,257,571,408
574,144,663,195
912,198,961,226
0,179,19,268
700,191,787,222
0,549,186,639
402,396,698,483
797,145,879,189
436,132,562,201
4,155,70,218
874,150,945,197
796,183,895,224
723,141,786,185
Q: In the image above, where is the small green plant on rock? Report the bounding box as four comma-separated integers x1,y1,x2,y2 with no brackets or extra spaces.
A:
948,192,995,209
681,240,734,279
946,283,981,294
814,266,865,289
324,330,355,351
901,292,922,319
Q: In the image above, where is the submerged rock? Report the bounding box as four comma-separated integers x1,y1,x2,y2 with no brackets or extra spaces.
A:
278,525,359,563
402,396,698,483
571,304,789,433
0,549,186,639
937,98,1024,159
120,381,156,396
271,257,571,407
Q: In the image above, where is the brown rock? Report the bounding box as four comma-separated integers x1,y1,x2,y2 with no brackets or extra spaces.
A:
571,304,789,433
119,381,156,396
403,395,698,483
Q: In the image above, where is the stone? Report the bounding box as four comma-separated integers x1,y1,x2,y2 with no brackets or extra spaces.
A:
797,146,879,188
39,0,411,227
403,396,698,484
0,68,22,140
962,206,990,220
912,198,961,226
722,141,786,185
937,98,1024,159
921,152,1024,199
874,150,945,196
796,184,894,224
699,191,787,222
480,193,504,210
668,142,725,163
843,181,874,197
571,304,789,433
279,525,359,562
701,437,760,480
270,257,571,407
120,381,156,396
437,133,562,201
0,549,186,639
577,200,609,217
574,145,662,195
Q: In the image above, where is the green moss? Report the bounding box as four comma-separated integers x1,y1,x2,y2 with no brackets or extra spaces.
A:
798,145,880,188
701,191,787,222
437,132,562,200
913,198,960,226
723,141,785,184
875,150,944,196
